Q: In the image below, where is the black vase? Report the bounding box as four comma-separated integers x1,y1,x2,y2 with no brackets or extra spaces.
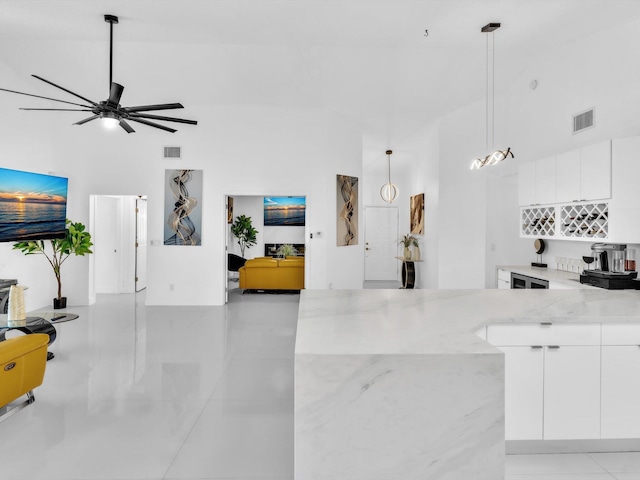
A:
53,297,67,309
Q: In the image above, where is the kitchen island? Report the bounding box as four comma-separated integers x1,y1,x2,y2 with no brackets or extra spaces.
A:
295,288,640,480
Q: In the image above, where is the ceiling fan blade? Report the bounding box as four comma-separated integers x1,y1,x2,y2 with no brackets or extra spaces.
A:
128,117,177,133
124,103,184,113
119,118,135,133
0,87,93,108
108,82,124,105
32,75,97,106
128,113,197,125
73,115,99,126
20,108,93,111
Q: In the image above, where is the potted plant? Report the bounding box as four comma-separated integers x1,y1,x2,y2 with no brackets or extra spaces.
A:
231,214,258,258
13,219,93,309
276,244,298,258
399,234,417,260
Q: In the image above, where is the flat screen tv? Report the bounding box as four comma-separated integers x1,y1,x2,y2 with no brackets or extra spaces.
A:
0,167,68,242
264,196,306,226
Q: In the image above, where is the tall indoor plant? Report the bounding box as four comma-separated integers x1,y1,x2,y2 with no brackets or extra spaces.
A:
13,219,93,309
231,214,258,258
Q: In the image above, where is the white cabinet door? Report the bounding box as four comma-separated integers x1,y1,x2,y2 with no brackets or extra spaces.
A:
499,346,544,440
601,346,640,439
518,162,536,206
556,149,581,203
535,156,556,205
580,140,612,200
543,346,601,439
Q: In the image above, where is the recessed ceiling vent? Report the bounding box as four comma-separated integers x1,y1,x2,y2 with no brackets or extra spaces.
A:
573,108,595,134
163,146,182,158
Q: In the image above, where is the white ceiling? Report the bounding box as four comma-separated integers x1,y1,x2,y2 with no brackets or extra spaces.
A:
1,0,639,171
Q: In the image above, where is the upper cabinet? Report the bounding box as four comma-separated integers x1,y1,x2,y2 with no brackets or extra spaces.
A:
520,140,611,207
580,140,612,201
519,137,639,242
518,156,556,206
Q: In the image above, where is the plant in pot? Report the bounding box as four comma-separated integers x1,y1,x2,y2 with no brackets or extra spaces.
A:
13,219,93,309
231,214,258,258
399,234,417,260
276,244,298,258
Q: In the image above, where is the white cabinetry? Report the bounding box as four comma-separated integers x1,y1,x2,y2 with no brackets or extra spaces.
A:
518,157,557,206
609,137,640,242
497,268,511,289
580,140,612,201
499,346,544,440
555,149,581,203
535,156,557,205
543,346,601,439
601,346,640,439
601,323,640,439
487,323,603,441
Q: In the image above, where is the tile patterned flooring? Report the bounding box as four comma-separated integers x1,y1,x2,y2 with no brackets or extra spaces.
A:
0,289,638,479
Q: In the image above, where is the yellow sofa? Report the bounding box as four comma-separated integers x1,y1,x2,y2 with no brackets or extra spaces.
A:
239,257,305,290
0,333,49,420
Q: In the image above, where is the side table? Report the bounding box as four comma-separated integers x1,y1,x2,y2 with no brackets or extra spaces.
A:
394,256,423,289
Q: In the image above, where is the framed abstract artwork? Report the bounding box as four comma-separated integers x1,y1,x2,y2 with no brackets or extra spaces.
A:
164,169,202,246
337,174,358,246
227,197,233,224
410,193,424,235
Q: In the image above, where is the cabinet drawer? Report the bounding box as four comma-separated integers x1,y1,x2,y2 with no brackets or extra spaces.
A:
497,269,510,282
601,323,640,345
487,323,600,346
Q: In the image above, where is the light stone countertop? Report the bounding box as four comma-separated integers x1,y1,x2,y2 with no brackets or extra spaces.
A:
497,264,600,287
295,288,640,356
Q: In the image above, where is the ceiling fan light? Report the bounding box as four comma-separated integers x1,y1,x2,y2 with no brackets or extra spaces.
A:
101,112,120,129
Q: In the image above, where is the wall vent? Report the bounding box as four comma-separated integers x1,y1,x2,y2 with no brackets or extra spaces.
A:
163,146,182,158
573,108,595,134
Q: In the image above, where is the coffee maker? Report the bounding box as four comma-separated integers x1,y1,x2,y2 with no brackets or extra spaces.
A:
580,243,640,289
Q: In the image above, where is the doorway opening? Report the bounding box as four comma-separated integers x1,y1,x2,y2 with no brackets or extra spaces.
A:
225,194,307,303
90,195,148,296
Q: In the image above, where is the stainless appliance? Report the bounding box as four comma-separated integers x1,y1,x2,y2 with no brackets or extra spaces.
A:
580,243,640,289
511,272,549,289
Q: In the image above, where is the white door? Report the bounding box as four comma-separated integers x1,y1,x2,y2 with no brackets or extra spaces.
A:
94,196,120,293
135,198,147,292
364,206,398,281
580,140,611,200
543,345,601,440
500,346,544,440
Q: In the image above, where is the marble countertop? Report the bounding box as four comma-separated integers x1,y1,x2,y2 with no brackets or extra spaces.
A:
295,289,640,356
497,264,597,287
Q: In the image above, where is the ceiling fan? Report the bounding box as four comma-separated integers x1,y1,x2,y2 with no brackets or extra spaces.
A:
0,14,197,134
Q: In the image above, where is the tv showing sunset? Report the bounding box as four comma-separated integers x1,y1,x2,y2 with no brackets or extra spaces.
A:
0,167,68,242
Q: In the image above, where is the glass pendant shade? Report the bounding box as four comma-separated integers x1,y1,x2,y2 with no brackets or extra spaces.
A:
380,149,398,203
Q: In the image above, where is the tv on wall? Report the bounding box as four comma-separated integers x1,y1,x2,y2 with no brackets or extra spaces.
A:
0,167,68,242
264,196,306,226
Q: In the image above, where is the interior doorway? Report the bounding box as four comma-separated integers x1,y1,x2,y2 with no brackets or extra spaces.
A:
364,206,399,281
225,194,308,303
91,195,147,294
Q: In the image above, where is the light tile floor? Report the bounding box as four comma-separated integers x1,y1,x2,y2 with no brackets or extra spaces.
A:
1,289,638,480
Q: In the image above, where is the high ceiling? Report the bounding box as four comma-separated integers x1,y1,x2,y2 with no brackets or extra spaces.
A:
1,0,639,168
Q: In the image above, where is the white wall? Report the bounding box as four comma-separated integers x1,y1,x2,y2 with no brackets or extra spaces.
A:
0,59,61,310
0,105,364,307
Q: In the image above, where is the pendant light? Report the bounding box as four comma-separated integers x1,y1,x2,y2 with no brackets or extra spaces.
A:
471,23,514,170
380,149,398,203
